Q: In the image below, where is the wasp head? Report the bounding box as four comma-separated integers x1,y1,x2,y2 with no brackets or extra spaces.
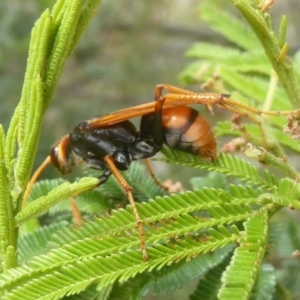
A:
50,135,75,174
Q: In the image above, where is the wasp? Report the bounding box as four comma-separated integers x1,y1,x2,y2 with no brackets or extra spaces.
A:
24,84,240,260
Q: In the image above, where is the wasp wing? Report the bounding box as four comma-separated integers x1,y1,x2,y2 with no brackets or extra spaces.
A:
87,93,225,129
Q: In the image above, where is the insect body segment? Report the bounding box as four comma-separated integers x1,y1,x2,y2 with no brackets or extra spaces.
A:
140,106,216,160
51,105,216,184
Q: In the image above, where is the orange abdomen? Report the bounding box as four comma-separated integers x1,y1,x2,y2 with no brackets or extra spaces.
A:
162,106,216,160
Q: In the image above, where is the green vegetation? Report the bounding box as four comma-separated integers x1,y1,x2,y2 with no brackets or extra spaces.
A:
1,0,300,299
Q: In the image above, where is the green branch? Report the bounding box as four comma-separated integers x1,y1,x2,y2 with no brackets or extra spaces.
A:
0,0,103,272
231,0,300,108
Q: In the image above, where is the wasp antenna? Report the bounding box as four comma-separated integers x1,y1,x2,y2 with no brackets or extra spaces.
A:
221,98,263,115
22,156,52,208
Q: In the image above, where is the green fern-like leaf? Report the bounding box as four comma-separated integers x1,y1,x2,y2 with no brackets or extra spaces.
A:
190,172,227,190
64,284,104,300
50,189,110,216
199,2,260,50
143,245,233,296
249,264,276,300
160,147,277,191
186,43,270,75
47,185,262,251
1,187,260,299
27,178,65,202
28,179,111,216
218,210,269,299
107,276,148,300
218,66,291,111
18,221,69,264
189,255,231,300
15,177,99,227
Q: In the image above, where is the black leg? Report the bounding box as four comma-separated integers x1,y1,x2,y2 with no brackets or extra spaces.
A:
98,168,112,185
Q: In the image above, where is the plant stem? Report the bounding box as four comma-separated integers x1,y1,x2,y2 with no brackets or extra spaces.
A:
232,0,300,108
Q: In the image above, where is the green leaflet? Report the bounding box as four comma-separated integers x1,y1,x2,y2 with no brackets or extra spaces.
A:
257,178,300,209
15,177,99,227
199,2,260,50
0,223,240,299
218,66,291,111
15,10,51,197
45,0,103,102
0,125,16,270
231,0,300,108
17,9,51,144
16,77,44,195
143,245,233,295
0,127,9,255
190,255,231,300
4,108,19,186
249,264,276,300
186,43,271,75
70,0,103,55
43,0,84,108
218,210,269,299
26,178,111,216
18,221,69,264
160,148,278,190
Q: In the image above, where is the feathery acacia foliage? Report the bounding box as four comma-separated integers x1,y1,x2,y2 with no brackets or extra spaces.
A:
1,0,300,299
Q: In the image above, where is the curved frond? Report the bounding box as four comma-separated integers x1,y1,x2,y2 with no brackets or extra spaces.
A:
25,178,111,217
53,190,109,216
199,2,260,50
218,210,269,299
48,185,261,248
27,178,65,202
18,221,68,264
218,67,291,111
108,276,148,300
0,187,261,299
186,43,270,75
143,245,233,295
190,173,227,190
249,264,276,300
255,179,300,210
65,284,111,300
160,148,277,190
15,177,99,227
190,256,231,300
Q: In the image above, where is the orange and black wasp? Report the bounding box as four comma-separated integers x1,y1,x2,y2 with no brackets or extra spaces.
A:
24,84,259,260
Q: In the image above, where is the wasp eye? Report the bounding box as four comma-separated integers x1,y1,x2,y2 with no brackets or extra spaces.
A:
50,135,74,174
50,145,62,171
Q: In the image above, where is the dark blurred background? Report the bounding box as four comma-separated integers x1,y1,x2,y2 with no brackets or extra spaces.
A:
1,0,300,180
